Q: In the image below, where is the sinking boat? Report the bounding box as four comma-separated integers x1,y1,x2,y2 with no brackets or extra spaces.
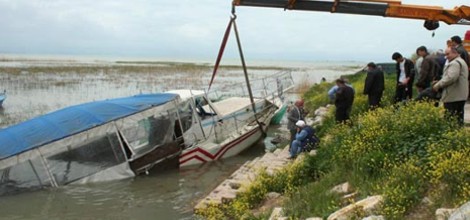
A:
0,93,185,196
174,71,294,167
0,71,293,195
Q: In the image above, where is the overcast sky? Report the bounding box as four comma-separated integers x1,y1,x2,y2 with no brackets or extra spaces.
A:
0,0,469,63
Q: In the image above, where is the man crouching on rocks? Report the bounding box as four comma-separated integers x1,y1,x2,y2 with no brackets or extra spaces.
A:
289,120,318,159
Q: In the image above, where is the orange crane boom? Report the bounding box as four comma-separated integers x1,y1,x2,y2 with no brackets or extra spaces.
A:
233,0,470,30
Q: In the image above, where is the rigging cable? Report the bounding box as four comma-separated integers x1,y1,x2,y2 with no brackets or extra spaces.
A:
208,6,267,137
231,10,267,137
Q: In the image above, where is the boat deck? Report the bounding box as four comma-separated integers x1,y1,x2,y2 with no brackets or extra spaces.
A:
212,97,262,116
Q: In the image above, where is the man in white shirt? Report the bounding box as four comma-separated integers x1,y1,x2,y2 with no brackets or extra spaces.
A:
392,52,415,103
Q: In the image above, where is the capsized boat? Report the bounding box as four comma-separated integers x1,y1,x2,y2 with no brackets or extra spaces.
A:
0,93,185,196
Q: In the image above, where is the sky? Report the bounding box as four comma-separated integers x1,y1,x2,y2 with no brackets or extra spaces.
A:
0,0,469,63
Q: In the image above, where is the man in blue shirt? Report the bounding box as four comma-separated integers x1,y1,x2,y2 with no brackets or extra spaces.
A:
289,120,318,159
328,78,355,102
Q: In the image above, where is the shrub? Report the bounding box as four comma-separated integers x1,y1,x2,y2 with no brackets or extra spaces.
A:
323,102,455,177
427,129,470,206
380,158,427,219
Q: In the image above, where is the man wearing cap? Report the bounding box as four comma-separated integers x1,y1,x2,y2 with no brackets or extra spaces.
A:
363,62,384,109
289,120,318,159
287,99,306,148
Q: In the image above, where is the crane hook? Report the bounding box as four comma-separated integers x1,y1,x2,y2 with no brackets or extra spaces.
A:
232,5,237,19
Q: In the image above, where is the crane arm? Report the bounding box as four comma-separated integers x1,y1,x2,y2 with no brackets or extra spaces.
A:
233,0,470,28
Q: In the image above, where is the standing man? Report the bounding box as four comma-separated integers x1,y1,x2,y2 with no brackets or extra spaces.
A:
328,77,354,102
335,78,355,123
287,100,305,147
415,46,440,92
363,62,385,110
433,47,469,126
450,35,470,66
415,48,424,87
392,52,415,103
450,35,470,100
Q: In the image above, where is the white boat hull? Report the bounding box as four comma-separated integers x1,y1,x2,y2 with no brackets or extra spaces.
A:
171,71,294,167
179,97,276,167
179,124,266,167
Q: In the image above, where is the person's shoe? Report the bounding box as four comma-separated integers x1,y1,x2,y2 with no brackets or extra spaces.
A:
287,155,297,160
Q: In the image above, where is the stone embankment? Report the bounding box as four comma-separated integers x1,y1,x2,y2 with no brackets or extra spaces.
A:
195,104,470,219
194,146,292,210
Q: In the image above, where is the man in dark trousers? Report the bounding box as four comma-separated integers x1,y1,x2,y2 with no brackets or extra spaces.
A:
415,46,440,92
363,62,385,109
433,47,469,126
335,78,355,123
392,52,415,103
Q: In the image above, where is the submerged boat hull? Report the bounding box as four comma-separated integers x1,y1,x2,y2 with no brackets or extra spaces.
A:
130,140,183,174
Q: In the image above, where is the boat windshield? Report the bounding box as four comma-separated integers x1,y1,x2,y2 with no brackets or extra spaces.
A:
121,112,176,156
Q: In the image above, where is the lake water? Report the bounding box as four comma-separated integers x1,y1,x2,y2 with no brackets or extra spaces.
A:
0,57,362,219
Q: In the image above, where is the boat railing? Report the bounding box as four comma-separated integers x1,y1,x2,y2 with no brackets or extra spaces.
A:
206,70,294,102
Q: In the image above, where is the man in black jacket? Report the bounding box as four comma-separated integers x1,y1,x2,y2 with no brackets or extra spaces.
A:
363,62,385,109
392,52,415,103
450,36,470,67
335,78,355,123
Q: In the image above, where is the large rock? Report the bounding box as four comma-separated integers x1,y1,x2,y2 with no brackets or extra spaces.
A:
269,207,287,220
314,107,329,117
330,182,352,195
436,208,456,220
449,201,470,220
327,195,383,220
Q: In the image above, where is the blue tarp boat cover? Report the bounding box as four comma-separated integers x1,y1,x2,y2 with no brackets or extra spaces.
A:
0,93,179,160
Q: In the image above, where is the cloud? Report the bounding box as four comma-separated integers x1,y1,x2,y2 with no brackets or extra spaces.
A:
0,0,468,62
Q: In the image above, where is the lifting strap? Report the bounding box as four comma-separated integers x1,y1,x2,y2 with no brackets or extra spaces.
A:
208,10,267,137
208,17,234,91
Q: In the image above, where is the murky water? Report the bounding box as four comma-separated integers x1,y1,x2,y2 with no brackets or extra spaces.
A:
0,58,361,219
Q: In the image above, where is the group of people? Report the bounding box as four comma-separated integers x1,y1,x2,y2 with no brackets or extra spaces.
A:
285,35,470,159
334,35,469,126
391,35,469,126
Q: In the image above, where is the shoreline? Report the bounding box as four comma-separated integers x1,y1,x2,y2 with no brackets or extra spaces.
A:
0,54,366,69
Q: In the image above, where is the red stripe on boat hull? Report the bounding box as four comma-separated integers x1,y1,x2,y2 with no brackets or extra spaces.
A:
179,126,261,166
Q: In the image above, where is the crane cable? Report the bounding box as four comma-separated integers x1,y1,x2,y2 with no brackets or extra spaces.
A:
208,6,267,137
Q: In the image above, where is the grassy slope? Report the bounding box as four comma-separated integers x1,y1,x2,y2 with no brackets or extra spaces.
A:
197,64,470,220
